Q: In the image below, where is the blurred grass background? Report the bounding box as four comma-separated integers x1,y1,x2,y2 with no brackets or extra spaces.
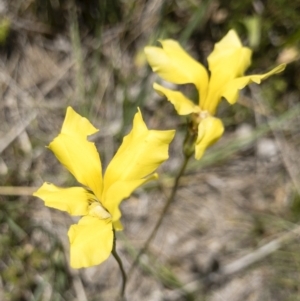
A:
0,0,300,300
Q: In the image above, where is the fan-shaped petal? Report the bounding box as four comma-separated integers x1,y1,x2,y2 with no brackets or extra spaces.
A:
33,182,91,216
102,110,174,220
153,83,200,115
202,30,252,114
68,216,113,268
145,40,209,101
104,174,158,223
221,64,286,105
48,107,103,200
61,107,99,138
195,116,224,160
208,30,252,78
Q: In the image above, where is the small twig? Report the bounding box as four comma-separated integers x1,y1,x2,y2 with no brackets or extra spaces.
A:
0,186,37,196
250,85,300,195
167,223,300,299
11,18,53,35
70,274,88,301
0,113,36,154
213,223,300,281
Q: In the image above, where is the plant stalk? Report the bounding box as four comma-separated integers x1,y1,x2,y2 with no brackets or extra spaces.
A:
112,233,127,300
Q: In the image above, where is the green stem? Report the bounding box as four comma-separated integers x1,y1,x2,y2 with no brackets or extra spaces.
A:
112,233,127,300
127,151,192,280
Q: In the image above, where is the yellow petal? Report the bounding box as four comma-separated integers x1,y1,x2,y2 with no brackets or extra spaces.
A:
208,30,252,78
48,107,103,200
33,182,91,216
221,64,286,105
153,83,201,115
104,174,158,222
145,40,209,101
202,30,252,114
103,110,174,221
62,107,99,138
68,216,113,268
195,116,224,160
113,220,123,231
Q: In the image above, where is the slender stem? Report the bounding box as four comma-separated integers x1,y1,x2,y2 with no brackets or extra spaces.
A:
127,152,192,280
112,234,127,300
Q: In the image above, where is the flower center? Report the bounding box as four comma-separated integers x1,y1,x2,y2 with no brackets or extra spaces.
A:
88,202,111,219
200,110,209,119
191,110,210,131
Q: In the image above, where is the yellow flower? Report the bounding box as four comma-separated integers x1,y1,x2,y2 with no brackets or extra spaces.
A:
33,107,175,268
145,29,285,159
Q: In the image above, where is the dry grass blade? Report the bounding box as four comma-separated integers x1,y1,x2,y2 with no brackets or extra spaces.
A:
167,223,300,299
0,112,36,154
0,186,37,196
219,224,300,277
251,85,300,195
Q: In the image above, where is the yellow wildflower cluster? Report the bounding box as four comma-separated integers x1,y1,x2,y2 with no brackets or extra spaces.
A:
33,29,285,269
